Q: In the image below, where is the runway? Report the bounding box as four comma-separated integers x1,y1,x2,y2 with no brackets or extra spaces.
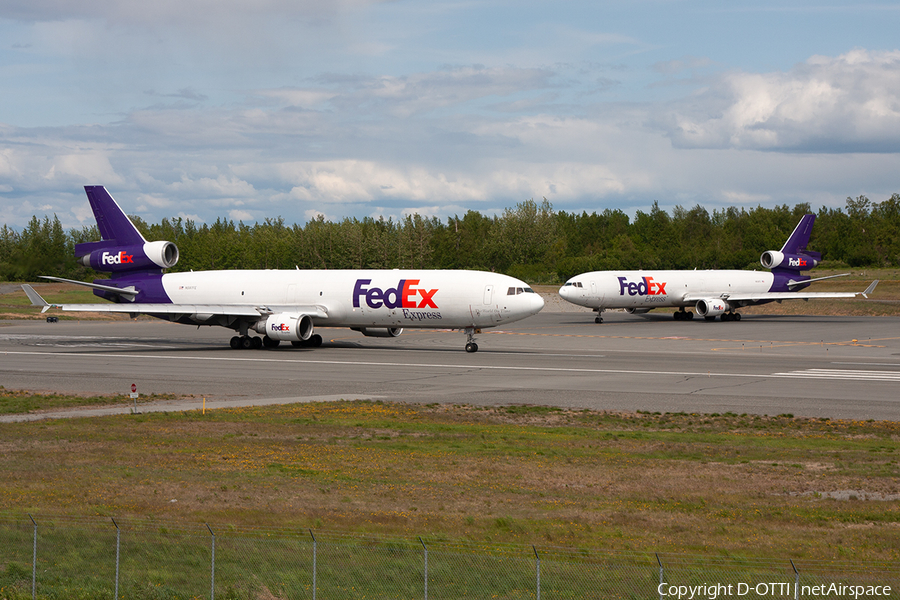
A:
1,311,898,421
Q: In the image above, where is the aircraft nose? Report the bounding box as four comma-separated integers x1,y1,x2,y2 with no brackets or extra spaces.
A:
531,291,545,314
559,285,570,299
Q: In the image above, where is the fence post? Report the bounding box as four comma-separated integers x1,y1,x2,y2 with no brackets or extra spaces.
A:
28,514,36,600
206,524,215,600
657,553,664,600
419,537,428,600
791,560,799,600
112,518,120,600
533,546,540,600
309,530,316,600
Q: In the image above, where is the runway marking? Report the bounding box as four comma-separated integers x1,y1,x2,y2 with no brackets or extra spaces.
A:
489,330,891,347
4,350,899,384
772,369,900,382
832,362,900,367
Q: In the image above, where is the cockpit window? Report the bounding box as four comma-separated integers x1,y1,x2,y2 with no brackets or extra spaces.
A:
507,287,536,295
564,282,583,288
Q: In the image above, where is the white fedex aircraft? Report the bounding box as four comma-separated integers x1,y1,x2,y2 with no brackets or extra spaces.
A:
559,214,877,323
23,186,544,352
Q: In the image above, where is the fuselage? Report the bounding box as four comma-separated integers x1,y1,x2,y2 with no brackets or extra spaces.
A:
559,270,776,310
121,269,544,329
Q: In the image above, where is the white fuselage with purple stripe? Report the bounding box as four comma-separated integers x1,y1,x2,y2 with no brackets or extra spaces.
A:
559,269,785,310
156,269,544,329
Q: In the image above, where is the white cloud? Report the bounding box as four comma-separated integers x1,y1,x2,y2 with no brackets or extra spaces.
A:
167,175,257,200
660,49,900,152
41,152,122,187
176,211,203,222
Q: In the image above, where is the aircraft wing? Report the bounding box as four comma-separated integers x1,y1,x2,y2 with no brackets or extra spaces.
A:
22,285,328,319
685,280,878,304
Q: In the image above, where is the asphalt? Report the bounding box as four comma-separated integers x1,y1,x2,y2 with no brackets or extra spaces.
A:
1,308,898,421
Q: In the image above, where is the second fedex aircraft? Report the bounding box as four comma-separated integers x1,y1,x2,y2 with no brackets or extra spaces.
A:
559,214,877,323
25,186,543,352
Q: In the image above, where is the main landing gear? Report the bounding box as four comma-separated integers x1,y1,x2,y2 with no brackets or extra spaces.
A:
230,335,262,349
721,312,741,321
673,309,694,321
291,335,323,348
229,334,323,349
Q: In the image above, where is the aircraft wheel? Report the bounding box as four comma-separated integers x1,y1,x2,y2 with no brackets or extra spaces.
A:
465,342,479,353
240,336,254,349
594,316,603,324
674,311,682,321
251,336,263,349
721,313,732,321
262,336,280,348
310,334,323,347
686,311,694,320
230,336,242,349
734,312,742,321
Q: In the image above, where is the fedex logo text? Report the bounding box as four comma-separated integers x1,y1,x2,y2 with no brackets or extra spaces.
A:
271,323,290,333
353,279,439,310
101,251,134,265
618,276,667,296
789,258,807,267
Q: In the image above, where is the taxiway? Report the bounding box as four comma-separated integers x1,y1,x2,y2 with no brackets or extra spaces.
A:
1,311,897,421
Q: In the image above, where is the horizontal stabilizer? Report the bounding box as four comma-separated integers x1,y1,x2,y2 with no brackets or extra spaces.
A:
786,273,849,289
38,276,138,301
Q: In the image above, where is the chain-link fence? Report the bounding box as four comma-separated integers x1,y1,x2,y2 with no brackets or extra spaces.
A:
1,515,897,599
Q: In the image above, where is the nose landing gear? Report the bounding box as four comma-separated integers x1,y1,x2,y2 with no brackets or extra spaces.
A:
464,327,481,353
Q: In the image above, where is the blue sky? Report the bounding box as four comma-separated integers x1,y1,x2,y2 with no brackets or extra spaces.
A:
2,1,900,230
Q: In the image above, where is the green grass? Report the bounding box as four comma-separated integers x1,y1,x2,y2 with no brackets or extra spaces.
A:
1,398,898,564
0,388,178,415
1,398,899,598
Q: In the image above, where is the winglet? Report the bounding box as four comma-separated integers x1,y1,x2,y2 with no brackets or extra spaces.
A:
862,280,879,298
21,284,51,313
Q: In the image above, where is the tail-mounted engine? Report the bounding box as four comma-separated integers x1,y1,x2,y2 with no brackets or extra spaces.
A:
77,241,179,273
695,298,727,318
255,313,315,341
760,251,819,270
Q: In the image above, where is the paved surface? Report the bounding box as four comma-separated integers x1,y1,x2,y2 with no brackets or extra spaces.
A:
1,310,898,421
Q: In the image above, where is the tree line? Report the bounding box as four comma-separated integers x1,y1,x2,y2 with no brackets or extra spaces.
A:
2,195,898,285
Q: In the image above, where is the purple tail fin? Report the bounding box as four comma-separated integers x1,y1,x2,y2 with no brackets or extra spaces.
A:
72,186,178,279
780,214,822,262
74,186,147,257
